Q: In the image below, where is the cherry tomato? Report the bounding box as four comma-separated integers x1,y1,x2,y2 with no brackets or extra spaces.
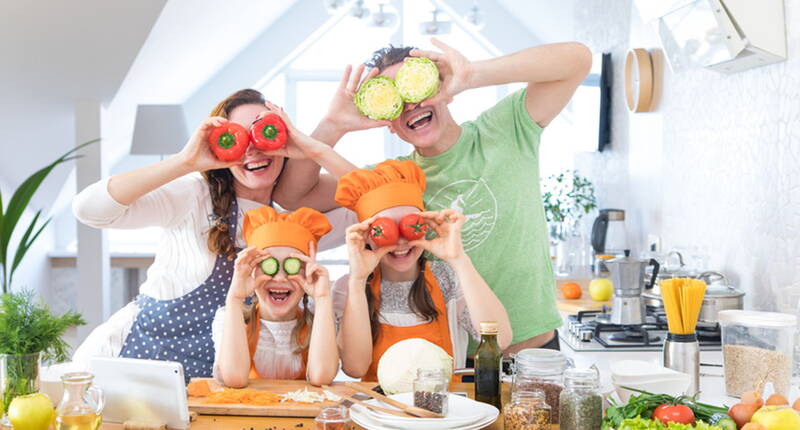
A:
398,213,428,241
653,404,695,425
208,122,250,162
369,217,399,247
250,113,288,151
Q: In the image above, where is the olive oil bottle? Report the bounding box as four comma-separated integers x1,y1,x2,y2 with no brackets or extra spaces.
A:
474,321,502,409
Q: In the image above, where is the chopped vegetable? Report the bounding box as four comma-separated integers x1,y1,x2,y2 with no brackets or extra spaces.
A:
283,257,302,276
208,122,250,161
603,387,728,430
204,388,282,406
355,76,404,120
280,388,341,403
260,257,279,276
250,113,288,151
187,380,212,397
395,57,440,103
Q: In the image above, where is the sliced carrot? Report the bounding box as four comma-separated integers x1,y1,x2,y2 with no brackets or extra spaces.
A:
187,380,212,397
204,388,282,406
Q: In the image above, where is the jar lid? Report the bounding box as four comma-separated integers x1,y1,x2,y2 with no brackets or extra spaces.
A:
718,310,797,328
480,321,498,334
564,367,599,388
514,348,568,369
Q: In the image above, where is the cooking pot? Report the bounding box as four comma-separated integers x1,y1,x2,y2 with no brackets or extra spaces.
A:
643,271,745,324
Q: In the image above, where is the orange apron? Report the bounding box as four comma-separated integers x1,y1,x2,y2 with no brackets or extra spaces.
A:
363,264,458,383
247,306,309,380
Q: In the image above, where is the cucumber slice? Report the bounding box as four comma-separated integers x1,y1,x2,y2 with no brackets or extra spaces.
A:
395,57,439,103
260,257,279,276
283,257,302,276
355,76,404,120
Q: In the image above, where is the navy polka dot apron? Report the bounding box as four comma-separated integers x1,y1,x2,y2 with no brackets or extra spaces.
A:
119,199,240,380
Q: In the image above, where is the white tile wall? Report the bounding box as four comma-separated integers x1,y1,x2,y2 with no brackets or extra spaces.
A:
572,0,800,312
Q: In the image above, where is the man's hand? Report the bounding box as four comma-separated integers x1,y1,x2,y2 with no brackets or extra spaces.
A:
411,38,475,107
322,64,391,136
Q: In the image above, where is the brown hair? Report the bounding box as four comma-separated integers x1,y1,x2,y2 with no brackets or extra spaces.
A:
365,256,437,342
245,295,313,354
203,89,267,259
366,45,417,72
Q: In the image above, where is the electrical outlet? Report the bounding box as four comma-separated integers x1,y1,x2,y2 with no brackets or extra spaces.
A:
647,234,661,252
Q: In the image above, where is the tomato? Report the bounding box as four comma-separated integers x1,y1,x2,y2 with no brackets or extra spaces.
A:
250,113,288,151
653,404,695,425
208,122,250,161
399,213,428,241
369,217,399,247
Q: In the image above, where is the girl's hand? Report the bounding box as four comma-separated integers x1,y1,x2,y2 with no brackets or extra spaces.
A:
287,242,331,299
253,101,330,160
323,65,391,134
411,38,475,108
228,246,273,303
177,116,240,172
346,217,397,282
408,209,467,263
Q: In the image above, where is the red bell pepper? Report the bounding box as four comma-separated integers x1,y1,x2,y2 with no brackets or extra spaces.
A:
207,122,249,162
250,113,288,151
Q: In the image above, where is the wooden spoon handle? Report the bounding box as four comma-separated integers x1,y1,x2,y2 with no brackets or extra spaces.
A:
344,382,444,418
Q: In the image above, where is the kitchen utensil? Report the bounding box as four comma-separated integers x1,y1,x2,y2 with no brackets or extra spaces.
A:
603,250,660,325
89,357,189,429
591,209,627,255
344,382,443,418
718,310,797,397
331,391,413,418
644,271,745,323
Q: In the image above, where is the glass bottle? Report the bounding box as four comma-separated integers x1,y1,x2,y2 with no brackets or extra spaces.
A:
474,321,502,409
503,389,551,430
413,368,449,415
559,367,602,430
315,406,350,430
54,372,104,430
512,348,572,424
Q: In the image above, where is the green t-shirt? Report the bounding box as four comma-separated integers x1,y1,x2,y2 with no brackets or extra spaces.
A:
398,89,562,346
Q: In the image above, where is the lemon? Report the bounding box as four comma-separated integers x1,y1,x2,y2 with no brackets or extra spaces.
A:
751,405,800,430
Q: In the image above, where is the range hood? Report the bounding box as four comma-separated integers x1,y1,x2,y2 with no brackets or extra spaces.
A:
635,0,787,73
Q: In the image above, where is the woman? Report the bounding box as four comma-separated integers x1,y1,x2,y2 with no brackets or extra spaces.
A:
72,88,355,379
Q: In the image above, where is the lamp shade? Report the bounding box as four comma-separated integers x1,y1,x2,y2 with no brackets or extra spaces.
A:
130,104,191,155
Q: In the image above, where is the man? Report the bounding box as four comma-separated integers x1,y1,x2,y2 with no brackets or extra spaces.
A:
274,39,592,353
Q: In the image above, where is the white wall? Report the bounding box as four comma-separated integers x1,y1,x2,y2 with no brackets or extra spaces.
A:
573,0,800,312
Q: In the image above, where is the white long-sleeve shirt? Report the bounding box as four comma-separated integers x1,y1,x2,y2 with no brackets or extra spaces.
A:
71,173,355,364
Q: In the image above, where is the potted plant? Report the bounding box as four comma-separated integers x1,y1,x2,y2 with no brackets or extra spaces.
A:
0,290,85,425
541,169,597,274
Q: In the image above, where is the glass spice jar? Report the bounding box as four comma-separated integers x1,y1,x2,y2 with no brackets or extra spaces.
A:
559,367,603,430
512,348,573,424
315,406,350,430
413,368,449,415
503,389,551,430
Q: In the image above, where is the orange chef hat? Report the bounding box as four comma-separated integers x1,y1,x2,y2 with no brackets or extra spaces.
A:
243,206,332,255
335,160,426,221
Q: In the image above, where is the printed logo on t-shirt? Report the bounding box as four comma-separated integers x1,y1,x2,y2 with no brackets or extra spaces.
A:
427,179,497,252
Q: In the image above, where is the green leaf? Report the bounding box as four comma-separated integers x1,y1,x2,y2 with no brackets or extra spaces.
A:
0,139,98,293
11,212,51,275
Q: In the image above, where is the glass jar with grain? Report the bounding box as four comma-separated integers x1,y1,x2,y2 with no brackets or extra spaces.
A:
559,367,602,430
511,348,573,424
503,389,550,430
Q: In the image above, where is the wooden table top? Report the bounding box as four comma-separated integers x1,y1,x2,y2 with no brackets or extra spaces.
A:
99,382,560,430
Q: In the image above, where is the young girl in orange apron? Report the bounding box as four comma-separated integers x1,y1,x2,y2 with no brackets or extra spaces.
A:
211,206,339,387
333,160,512,381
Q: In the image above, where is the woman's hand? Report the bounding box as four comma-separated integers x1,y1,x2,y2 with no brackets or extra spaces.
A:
411,38,475,108
323,65,391,134
228,246,272,303
287,242,331,300
346,217,397,282
408,209,467,263
177,116,240,172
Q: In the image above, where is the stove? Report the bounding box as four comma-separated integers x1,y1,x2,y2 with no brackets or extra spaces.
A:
559,306,722,352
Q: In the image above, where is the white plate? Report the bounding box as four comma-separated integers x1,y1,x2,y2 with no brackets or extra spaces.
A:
351,407,498,430
350,394,499,430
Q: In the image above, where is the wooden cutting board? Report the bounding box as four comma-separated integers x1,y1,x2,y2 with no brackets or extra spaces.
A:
188,378,376,417
555,279,612,313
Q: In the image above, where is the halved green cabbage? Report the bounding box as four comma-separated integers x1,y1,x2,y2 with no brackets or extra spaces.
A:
377,338,453,395
395,57,440,103
354,76,404,120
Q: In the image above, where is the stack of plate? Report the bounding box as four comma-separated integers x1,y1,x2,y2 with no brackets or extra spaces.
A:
610,359,691,402
349,393,499,430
